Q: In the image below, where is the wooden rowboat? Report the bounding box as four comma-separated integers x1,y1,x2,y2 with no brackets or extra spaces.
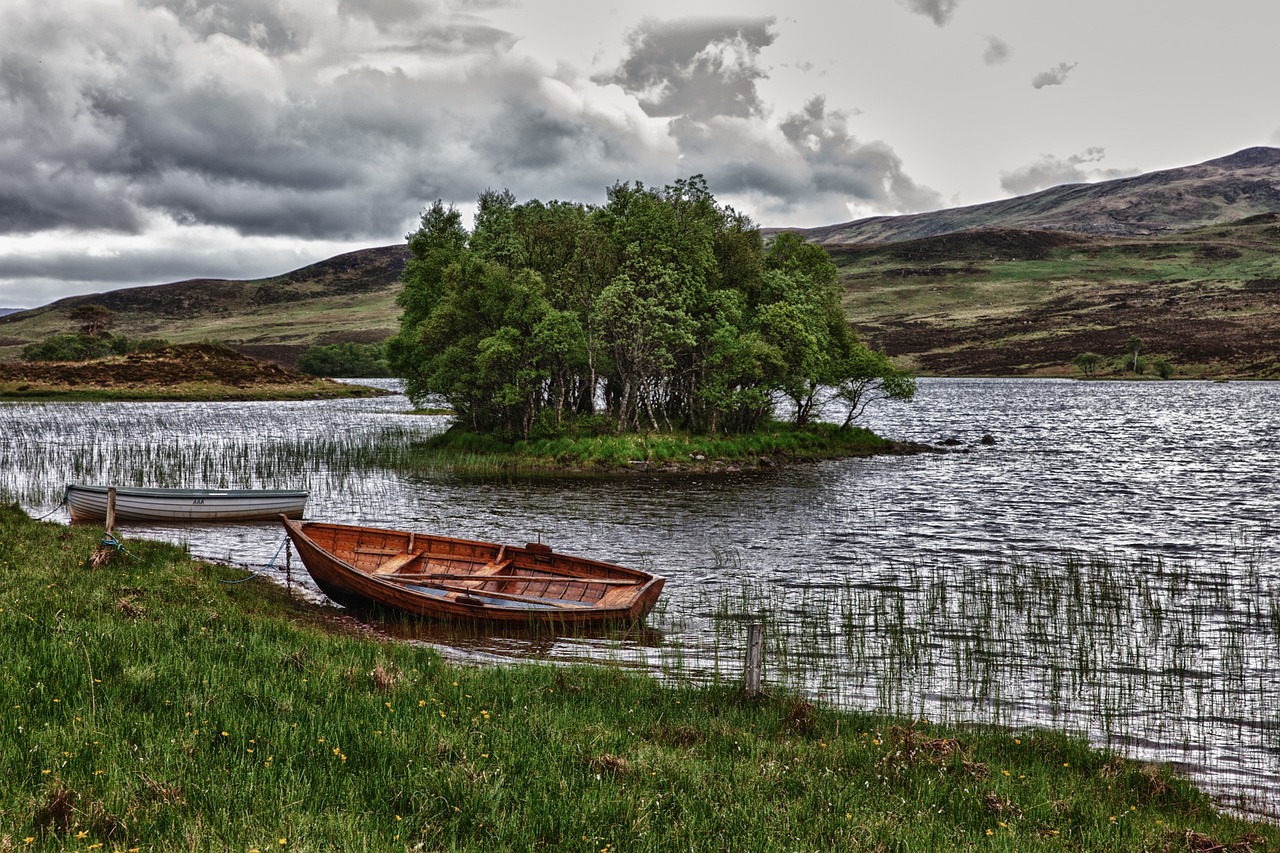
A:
65,484,308,523
280,517,665,627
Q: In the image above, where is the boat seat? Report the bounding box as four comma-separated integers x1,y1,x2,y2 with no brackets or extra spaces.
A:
472,557,514,576
374,550,423,575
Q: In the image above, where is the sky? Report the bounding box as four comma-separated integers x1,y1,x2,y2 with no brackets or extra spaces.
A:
2,0,1279,308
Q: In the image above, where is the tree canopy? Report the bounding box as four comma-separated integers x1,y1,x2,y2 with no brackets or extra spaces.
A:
388,177,913,439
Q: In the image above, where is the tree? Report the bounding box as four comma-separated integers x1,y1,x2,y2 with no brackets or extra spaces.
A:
1126,335,1143,373
68,303,115,336
297,342,391,377
389,179,913,439
1071,352,1105,378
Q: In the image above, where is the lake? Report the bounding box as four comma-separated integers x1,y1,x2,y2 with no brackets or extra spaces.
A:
2,378,1277,816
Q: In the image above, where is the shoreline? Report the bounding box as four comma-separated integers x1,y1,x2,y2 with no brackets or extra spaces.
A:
2,504,1276,848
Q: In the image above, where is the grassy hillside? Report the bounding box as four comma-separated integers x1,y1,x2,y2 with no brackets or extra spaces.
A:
0,246,407,366
836,214,1280,377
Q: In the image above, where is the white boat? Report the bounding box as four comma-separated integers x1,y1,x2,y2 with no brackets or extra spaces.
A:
64,484,308,523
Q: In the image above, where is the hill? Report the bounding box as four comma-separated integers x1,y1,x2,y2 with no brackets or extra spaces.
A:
0,245,407,365
792,146,1280,245
833,214,1280,377
2,147,1279,378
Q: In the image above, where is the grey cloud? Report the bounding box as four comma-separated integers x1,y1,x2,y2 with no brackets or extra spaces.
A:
669,96,942,220
605,16,776,120
983,36,1011,65
139,0,301,54
900,0,960,26
999,147,1138,195
1032,61,1078,89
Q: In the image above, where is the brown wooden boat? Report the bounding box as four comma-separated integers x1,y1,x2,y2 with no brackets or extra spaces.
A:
280,517,666,626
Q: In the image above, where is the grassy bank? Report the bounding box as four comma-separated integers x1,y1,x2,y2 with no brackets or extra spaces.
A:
404,421,925,476
1,506,1275,851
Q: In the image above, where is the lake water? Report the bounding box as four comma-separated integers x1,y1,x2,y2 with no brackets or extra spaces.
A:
2,378,1277,816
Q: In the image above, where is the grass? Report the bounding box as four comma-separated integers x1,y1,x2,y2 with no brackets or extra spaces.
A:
1,505,1277,851
400,421,914,477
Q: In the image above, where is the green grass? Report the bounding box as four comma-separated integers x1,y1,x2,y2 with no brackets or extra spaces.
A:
400,421,912,476
1,505,1277,851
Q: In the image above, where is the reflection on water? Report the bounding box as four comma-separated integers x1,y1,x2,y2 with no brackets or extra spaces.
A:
2,378,1278,816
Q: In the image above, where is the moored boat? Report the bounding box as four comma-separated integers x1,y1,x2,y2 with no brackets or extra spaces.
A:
65,484,308,523
280,517,665,626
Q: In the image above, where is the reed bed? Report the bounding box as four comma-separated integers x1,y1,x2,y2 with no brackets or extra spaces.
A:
660,547,1280,818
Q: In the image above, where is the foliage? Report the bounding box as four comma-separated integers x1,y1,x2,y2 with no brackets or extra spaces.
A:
21,333,169,362
67,302,115,336
1072,352,1105,378
1153,358,1174,379
389,178,911,439
297,342,391,377
1126,335,1144,373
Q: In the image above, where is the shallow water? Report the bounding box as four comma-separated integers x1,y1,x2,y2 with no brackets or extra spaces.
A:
3,378,1278,815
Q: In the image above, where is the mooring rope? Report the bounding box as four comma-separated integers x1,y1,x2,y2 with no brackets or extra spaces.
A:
31,496,67,521
219,536,290,585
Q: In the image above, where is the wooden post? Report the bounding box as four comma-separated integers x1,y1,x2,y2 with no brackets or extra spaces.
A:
285,542,292,593
104,487,117,535
744,622,764,697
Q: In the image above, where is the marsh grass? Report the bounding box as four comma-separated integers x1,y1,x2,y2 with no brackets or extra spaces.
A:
687,548,1280,817
3,505,1277,851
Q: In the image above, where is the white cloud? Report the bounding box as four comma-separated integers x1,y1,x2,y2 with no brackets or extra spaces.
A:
999,147,1138,195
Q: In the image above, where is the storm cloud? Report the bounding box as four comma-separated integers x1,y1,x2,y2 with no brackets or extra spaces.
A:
1032,61,1078,89
999,147,1138,195
0,0,948,305
605,17,777,120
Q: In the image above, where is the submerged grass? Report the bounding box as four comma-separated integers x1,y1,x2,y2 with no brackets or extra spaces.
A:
2,505,1277,851
403,421,913,477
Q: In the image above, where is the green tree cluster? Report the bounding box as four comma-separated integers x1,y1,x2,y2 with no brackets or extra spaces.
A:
389,177,913,439
22,333,169,362
297,342,391,378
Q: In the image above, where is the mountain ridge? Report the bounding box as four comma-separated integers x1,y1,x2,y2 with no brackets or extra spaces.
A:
790,146,1280,246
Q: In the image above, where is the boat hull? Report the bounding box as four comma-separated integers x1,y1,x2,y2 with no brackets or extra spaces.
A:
281,517,665,627
65,485,308,523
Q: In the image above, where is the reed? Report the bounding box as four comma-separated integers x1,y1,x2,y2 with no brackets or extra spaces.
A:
2,505,1275,851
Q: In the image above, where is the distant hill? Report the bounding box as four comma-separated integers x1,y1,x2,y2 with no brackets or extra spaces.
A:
0,245,407,366
791,147,1280,245
0,309,21,317
2,147,1279,378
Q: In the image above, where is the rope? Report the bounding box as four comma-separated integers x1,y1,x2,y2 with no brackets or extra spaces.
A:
219,536,290,585
31,496,67,521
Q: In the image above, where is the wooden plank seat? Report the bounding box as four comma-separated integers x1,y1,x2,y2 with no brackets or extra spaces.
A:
373,550,424,575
